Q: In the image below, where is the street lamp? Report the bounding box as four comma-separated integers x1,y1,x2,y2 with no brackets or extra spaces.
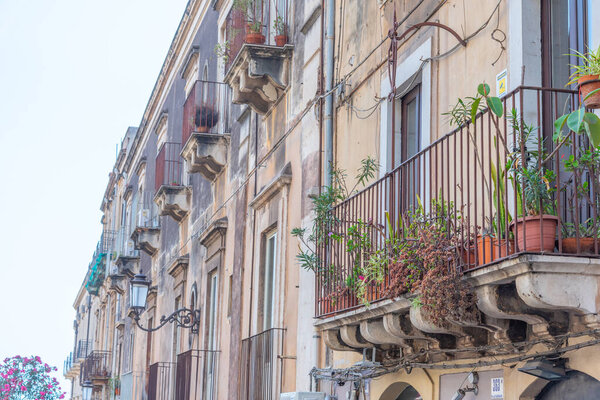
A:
518,357,566,381
81,380,93,400
128,273,201,334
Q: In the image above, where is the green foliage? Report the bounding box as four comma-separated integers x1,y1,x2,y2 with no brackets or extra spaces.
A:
562,218,600,238
214,41,231,63
566,45,600,86
273,15,287,35
554,106,600,149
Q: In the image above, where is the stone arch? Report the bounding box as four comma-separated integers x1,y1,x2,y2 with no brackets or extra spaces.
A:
379,382,422,400
520,371,600,400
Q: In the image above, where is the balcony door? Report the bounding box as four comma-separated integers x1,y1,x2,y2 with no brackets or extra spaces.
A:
260,231,277,331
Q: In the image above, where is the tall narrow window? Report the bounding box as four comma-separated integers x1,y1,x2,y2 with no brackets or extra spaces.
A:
205,271,219,399
261,231,277,331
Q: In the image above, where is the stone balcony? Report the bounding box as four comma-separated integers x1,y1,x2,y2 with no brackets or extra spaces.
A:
224,44,293,114
153,185,190,222
316,255,600,359
181,133,230,181
131,226,160,256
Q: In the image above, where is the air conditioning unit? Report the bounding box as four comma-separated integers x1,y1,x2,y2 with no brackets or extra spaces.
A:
138,209,150,227
280,393,326,400
126,239,136,254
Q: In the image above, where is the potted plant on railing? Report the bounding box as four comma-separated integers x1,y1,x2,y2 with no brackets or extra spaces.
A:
273,15,288,46
234,0,266,45
567,45,600,109
194,105,219,133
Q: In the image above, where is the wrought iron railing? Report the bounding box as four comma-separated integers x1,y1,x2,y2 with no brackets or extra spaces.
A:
175,349,219,400
75,339,91,360
81,351,112,381
155,142,183,191
148,362,176,400
315,86,600,317
224,0,290,71
182,80,232,146
240,328,285,400
63,352,73,376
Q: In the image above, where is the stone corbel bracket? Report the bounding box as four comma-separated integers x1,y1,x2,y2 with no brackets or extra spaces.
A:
224,44,294,114
181,133,230,181
154,186,191,222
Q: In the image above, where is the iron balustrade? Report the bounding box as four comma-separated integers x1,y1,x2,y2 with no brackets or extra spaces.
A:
63,353,72,376
224,0,290,72
155,142,183,191
182,80,232,146
81,351,112,381
240,328,285,400
175,349,220,400
75,340,91,360
148,362,176,400
315,86,600,317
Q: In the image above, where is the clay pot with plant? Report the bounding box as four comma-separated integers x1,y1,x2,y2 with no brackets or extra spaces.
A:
559,144,600,254
273,15,288,46
568,46,600,109
194,105,219,133
234,0,266,44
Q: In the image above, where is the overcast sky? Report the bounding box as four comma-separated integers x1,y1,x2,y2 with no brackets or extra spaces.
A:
0,0,188,394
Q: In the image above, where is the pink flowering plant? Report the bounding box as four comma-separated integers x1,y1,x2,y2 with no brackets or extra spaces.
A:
0,356,66,400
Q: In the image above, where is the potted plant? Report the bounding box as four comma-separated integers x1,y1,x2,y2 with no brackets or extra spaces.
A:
561,218,599,254
273,15,288,46
234,0,266,45
567,46,600,109
194,105,219,133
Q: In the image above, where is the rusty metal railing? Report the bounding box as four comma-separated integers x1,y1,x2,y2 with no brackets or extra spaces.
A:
175,349,219,400
182,80,232,146
148,362,176,400
224,0,290,72
315,86,600,317
240,328,285,400
155,142,183,191
81,351,112,381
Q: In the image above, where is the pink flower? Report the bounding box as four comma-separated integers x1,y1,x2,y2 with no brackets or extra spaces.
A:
358,275,365,281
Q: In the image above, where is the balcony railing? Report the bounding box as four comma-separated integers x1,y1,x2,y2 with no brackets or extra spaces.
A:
240,328,285,400
182,80,232,146
224,0,290,71
155,142,183,191
63,352,73,376
315,86,600,317
81,351,111,381
75,340,91,360
148,362,176,400
175,349,219,400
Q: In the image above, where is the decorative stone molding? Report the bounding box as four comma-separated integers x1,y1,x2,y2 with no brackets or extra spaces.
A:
249,163,292,209
314,254,600,359
181,133,230,181
224,44,294,114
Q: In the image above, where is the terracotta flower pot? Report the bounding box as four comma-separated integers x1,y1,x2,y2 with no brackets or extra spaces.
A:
195,125,209,133
274,34,288,46
561,237,598,254
578,75,600,109
245,32,265,44
510,215,558,252
477,235,513,266
460,244,477,270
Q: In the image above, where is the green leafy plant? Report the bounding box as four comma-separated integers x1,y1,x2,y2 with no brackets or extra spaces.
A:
273,15,287,36
233,0,263,32
562,218,600,238
214,41,231,64
567,46,600,86
554,107,600,149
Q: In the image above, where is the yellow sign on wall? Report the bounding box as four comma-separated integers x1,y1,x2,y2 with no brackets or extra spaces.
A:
496,69,508,98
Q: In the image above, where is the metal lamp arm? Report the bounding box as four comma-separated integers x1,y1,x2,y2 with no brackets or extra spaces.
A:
132,308,201,333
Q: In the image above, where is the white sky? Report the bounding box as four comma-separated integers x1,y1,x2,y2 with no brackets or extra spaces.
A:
0,0,188,395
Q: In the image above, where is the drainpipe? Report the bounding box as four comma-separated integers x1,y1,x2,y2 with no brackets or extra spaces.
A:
324,0,335,187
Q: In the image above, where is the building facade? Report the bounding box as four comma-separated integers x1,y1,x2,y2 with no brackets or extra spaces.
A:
64,1,600,399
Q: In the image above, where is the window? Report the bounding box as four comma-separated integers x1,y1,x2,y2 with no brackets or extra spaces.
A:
542,0,591,88
260,231,277,331
205,271,219,399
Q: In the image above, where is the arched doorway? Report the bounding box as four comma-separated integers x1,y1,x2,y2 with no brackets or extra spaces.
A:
535,371,600,399
380,382,423,400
